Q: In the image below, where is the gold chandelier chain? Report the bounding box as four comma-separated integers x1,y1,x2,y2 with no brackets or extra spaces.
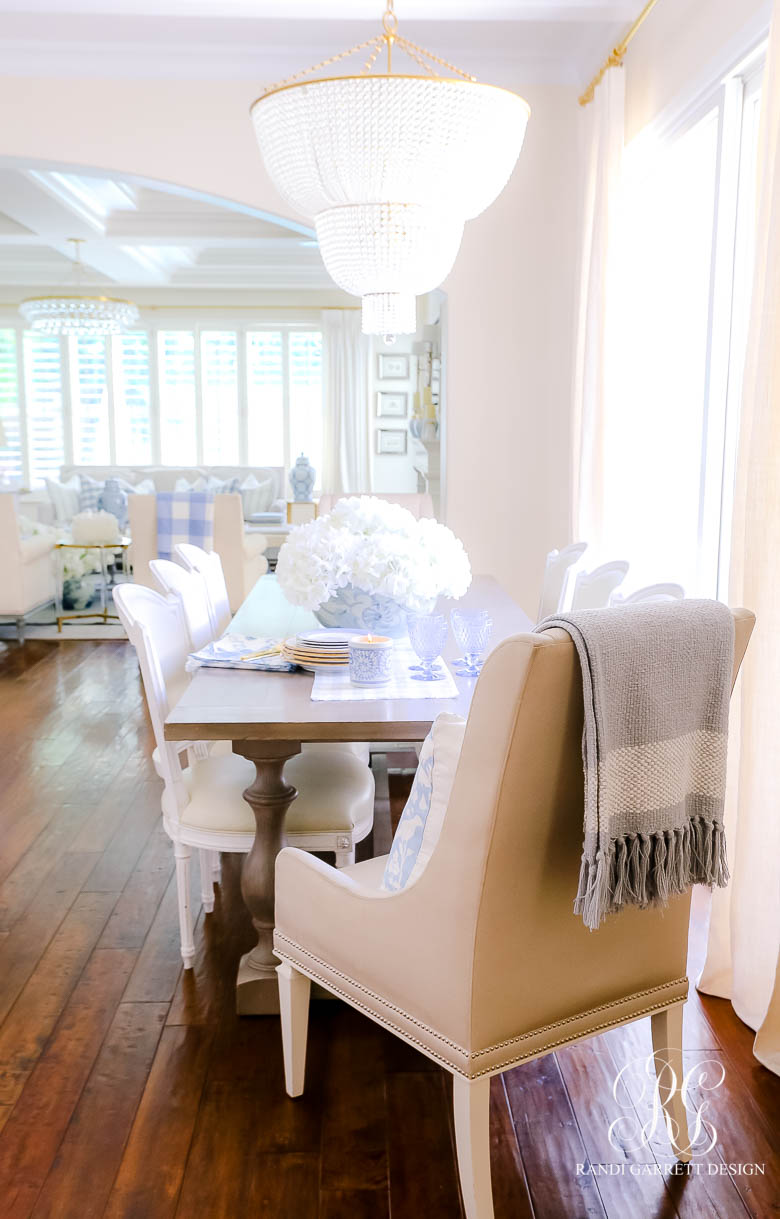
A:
260,35,385,95
395,33,476,81
361,39,385,74
394,37,437,78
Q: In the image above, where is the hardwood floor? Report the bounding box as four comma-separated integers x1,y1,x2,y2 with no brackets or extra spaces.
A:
0,638,777,1219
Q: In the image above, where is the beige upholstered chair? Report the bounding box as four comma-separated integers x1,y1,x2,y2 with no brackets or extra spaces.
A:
274,608,754,1219
128,492,268,612
318,492,435,519
0,493,57,640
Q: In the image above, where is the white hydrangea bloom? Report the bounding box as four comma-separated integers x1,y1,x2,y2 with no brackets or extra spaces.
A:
276,496,471,612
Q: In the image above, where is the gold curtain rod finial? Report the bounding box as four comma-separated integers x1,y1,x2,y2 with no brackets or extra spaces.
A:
578,0,660,107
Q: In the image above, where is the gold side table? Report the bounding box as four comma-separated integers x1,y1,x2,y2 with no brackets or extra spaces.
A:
54,539,132,632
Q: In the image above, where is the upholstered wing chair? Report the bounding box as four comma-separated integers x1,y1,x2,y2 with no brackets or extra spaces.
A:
128,492,268,612
273,608,754,1219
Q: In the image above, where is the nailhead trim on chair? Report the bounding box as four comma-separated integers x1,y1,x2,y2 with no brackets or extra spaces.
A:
274,932,689,1078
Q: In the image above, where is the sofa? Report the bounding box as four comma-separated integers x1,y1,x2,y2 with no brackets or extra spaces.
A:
0,493,57,639
128,492,268,612
22,465,287,528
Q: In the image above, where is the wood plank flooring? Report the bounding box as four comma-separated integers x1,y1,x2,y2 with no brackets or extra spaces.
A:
0,638,777,1218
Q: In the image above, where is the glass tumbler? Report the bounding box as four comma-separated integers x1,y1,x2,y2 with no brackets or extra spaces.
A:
451,609,493,676
407,612,448,682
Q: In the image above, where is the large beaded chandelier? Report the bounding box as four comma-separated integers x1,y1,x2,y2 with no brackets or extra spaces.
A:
19,238,139,336
251,1,529,340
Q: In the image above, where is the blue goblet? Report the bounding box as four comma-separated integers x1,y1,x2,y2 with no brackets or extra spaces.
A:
407,612,448,682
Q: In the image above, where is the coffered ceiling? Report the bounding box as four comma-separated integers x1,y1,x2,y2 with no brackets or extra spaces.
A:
0,168,329,294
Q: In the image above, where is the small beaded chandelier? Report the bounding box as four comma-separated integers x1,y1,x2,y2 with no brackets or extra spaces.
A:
251,2,529,341
19,238,139,336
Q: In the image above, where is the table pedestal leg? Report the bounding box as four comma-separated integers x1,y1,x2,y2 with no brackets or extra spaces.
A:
232,740,301,1015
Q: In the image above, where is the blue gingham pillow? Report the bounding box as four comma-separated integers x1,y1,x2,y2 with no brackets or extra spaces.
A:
78,475,104,512
381,713,466,893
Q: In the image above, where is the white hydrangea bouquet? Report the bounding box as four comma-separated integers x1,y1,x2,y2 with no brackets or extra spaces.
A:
276,496,471,636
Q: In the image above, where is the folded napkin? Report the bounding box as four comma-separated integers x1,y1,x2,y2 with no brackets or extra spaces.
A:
187,634,296,673
535,600,734,929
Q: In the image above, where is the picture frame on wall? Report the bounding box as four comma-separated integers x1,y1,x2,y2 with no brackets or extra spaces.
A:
376,391,408,418
376,428,408,456
377,353,410,379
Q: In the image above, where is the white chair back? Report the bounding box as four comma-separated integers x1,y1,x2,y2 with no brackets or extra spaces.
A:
610,582,685,607
537,542,587,620
570,560,630,610
174,543,231,637
149,558,215,651
113,583,189,811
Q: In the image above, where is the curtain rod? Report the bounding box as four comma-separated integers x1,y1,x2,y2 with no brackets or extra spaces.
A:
578,0,660,107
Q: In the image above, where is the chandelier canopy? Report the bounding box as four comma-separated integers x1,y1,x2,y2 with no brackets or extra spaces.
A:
251,2,529,340
19,239,139,337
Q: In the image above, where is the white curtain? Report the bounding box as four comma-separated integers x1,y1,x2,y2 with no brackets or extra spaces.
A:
321,309,370,495
571,68,625,545
698,12,780,1075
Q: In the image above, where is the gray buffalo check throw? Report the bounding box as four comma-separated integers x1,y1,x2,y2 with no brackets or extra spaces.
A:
535,600,735,930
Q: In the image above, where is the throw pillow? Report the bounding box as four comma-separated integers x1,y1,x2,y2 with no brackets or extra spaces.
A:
78,475,105,513
174,475,239,495
129,478,155,495
381,712,467,892
239,474,275,518
45,475,81,522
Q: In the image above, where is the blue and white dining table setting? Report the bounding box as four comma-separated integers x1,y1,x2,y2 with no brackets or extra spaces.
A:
189,573,473,700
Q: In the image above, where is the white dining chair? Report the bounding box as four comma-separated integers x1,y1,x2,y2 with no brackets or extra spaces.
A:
569,560,629,610
149,558,215,651
610,582,685,606
537,542,587,620
114,583,376,968
174,543,232,637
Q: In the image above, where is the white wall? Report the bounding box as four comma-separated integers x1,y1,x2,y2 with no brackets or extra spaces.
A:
625,0,770,138
0,72,582,612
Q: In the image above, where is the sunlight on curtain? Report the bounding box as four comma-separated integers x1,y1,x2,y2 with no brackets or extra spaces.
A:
602,110,719,592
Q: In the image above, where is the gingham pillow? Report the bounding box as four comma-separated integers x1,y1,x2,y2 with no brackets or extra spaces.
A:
78,475,104,512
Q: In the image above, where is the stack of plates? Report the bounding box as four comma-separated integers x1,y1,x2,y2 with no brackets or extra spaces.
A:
282,628,352,673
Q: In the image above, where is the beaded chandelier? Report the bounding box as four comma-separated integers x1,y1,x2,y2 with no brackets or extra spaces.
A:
251,2,529,340
19,238,139,336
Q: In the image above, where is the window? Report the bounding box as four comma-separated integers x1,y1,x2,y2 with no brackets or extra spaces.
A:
602,52,765,597
0,318,323,486
24,332,65,486
70,335,110,464
201,331,239,465
0,329,22,483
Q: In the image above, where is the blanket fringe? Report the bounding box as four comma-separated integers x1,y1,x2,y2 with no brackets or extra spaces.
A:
575,816,730,931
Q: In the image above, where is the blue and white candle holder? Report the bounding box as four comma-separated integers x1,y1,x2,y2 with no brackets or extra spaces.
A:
349,634,393,687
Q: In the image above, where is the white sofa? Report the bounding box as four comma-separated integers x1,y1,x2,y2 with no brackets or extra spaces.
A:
22,465,288,527
128,492,268,613
0,493,57,639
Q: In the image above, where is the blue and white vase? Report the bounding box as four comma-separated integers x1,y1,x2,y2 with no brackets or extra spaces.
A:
289,453,316,502
98,477,128,531
314,584,435,638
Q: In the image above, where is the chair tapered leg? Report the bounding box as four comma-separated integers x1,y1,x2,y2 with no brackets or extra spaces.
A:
335,844,355,868
198,849,215,913
210,850,222,883
277,962,311,1097
651,1005,692,1162
174,841,195,969
453,1074,494,1219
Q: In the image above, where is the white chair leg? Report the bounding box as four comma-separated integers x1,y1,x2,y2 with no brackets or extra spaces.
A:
334,836,355,868
198,849,215,913
210,849,221,884
277,962,311,1097
651,1005,692,1162
174,841,195,969
452,1074,494,1219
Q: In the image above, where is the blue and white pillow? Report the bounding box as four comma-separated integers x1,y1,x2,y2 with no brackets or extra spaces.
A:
45,475,81,522
381,712,466,893
78,475,104,512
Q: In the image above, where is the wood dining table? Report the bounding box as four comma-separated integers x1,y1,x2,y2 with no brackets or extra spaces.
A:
164,573,532,1014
